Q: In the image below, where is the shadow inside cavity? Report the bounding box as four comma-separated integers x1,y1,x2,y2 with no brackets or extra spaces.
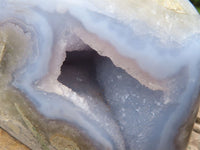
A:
57,48,173,150
58,49,105,102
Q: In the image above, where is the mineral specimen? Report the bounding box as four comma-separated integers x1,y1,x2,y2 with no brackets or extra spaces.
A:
0,0,200,150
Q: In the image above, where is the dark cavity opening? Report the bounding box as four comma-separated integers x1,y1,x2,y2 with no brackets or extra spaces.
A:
58,48,165,150
58,49,105,101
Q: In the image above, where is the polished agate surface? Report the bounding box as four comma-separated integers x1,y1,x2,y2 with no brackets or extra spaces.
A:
0,0,200,150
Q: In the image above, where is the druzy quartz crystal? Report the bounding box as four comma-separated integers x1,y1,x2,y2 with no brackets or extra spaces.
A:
0,0,200,150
